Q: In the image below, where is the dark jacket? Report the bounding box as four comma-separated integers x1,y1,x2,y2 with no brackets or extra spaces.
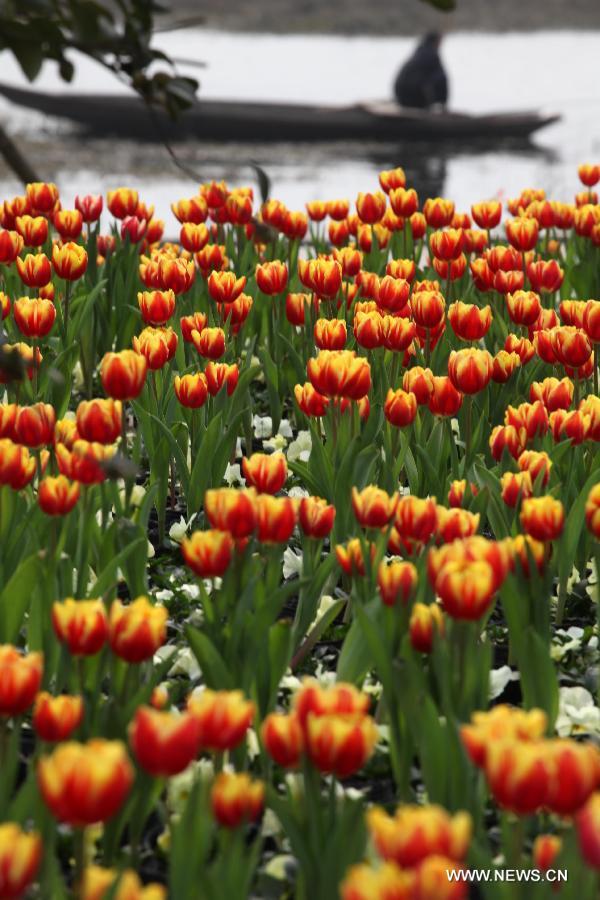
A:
394,36,448,109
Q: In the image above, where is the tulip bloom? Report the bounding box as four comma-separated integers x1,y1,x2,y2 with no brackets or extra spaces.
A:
133,326,177,370
0,438,36,489
14,403,56,448
262,712,304,768
411,290,445,330
38,475,80,516
315,318,347,350
367,804,471,867
15,214,48,247
551,326,592,368
256,260,288,295
430,228,464,261
529,376,573,412
505,216,539,251
501,471,533,508
204,487,256,538
351,485,397,529
307,349,371,400
384,388,417,427
527,259,563,293
520,496,564,541
52,242,88,281
76,398,122,444
436,558,496,620
242,452,287,494
409,602,445,652
423,197,454,228
485,741,548,815
489,424,527,461
101,350,147,400
471,200,502,229
33,692,83,742
491,351,520,384
305,712,378,779
436,507,480,543
16,253,52,288
0,645,43,717
448,301,491,341
188,689,255,751
377,560,417,606
211,772,264,828
174,372,209,408
283,498,329,545
0,229,24,263
207,270,246,304
583,299,600,343
38,739,133,826
129,706,201,777
75,193,103,222
157,257,195,294
52,599,108,656
55,439,116,485
182,529,234,578
54,208,83,241
356,191,386,224
107,187,138,219
13,295,56,338
0,823,42,899
586,484,600,540
506,290,541,328
298,258,342,298
109,597,168,664
576,793,600,868
138,289,176,326
448,348,492,395
255,494,297,543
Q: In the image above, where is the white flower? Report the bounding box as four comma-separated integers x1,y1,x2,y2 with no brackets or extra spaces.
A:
283,547,303,580
180,583,200,601
247,728,260,759
278,419,294,439
224,463,244,487
556,686,600,737
72,361,84,391
288,486,309,499
308,594,337,631
155,589,174,603
147,540,155,559
119,483,146,507
451,417,460,438
187,608,204,627
489,666,519,700
263,434,288,452
261,812,284,840
253,415,273,438
169,516,190,544
235,437,243,458
280,671,302,692
287,430,311,463
203,577,221,594
155,646,200,680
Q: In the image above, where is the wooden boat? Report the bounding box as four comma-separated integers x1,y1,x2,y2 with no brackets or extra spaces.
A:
0,82,560,143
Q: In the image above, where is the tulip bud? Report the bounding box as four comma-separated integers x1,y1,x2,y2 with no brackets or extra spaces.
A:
33,692,83,742
242,452,287,495
520,496,564,541
211,772,264,828
261,712,304,768
129,706,201,777
52,598,109,657
409,602,445,652
0,823,41,898
377,560,417,606
38,739,133,825
38,475,80,516
0,645,43,716
182,529,234,578
188,689,255,751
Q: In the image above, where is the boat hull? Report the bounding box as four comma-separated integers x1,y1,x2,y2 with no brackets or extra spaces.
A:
0,83,559,143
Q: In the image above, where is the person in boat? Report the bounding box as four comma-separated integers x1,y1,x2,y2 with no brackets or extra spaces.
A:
394,33,448,109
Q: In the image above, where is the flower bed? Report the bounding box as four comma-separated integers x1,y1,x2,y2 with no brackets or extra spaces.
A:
0,169,599,897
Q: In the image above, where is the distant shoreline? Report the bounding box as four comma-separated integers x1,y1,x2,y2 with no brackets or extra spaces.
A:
165,0,600,35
